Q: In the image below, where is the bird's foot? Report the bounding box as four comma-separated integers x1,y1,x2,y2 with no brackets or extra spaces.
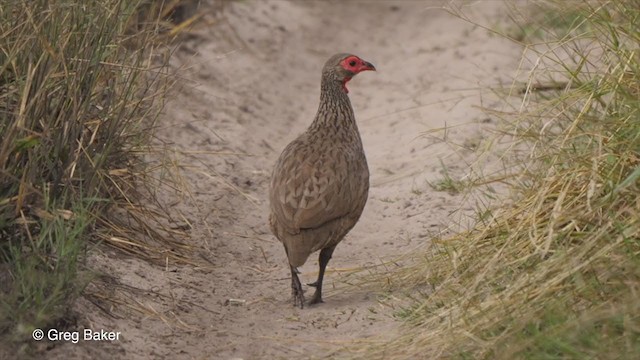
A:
291,286,305,309
307,280,318,288
307,290,324,306
291,274,305,309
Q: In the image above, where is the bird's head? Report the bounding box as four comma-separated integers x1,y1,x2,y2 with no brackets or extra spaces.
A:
323,53,376,94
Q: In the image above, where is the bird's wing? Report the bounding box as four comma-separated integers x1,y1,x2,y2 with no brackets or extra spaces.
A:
270,145,352,233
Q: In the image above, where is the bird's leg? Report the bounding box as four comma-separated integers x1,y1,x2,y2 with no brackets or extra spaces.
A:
290,265,305,309
308,246,336,305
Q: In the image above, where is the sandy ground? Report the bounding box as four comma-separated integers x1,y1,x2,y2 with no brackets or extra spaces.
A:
39,1,524,359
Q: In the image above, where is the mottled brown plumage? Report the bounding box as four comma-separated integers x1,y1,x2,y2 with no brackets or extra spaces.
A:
269,53,375,308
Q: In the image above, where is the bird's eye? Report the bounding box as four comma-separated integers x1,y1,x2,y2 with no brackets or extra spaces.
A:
349,60,356,67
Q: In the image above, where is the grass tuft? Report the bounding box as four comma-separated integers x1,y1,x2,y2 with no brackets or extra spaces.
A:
356,0,640,358
427,159,469,195
0,0,203,348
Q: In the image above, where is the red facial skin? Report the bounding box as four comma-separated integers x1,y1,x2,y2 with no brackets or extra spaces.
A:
339,55,376,93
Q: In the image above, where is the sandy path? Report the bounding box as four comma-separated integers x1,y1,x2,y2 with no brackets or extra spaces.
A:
43,1,521,359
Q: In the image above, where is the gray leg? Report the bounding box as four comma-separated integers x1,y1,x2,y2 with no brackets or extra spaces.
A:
290,265,305,309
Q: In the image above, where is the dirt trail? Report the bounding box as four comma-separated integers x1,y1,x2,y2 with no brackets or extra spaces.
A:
45,1,522,359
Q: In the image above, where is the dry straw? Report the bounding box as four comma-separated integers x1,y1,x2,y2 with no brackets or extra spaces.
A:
0,0,204,346
347,1,639,358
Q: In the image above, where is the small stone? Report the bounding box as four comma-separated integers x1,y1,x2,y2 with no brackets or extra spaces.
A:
224,298,246,306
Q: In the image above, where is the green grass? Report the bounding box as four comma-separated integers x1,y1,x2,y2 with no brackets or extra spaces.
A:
427,160,469,195
2,197,95,342
356,0,640,358
0,0,188,350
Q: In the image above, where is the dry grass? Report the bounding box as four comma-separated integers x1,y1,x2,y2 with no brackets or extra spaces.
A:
353,1,640,358
0,0,207,350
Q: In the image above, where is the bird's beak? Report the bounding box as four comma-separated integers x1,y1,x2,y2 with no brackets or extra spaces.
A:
363,61,376,71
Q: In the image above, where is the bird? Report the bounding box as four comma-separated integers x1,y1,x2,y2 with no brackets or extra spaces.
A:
269,53,375,308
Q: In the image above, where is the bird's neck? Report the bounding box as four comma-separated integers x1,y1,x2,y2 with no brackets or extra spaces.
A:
309,77,360,136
